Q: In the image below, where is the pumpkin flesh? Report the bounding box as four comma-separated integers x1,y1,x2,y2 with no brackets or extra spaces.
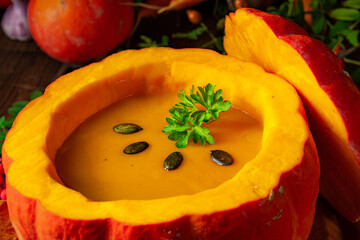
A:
55,92,263,201
2,48,320,239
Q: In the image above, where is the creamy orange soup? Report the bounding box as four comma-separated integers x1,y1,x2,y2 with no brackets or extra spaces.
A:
55,92,263,201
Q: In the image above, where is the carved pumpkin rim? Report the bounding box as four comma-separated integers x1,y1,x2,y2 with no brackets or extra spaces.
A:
3,47,310,225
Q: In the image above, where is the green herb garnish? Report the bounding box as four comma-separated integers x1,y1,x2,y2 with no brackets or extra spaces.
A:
162,83,231,148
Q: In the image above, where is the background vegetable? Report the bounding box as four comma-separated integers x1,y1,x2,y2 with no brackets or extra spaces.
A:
187,9,203,24
1,0,31,41
27,0,134,63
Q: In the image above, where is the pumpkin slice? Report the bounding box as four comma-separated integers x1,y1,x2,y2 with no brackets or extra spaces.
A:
224,8,360,222
2,48,319,239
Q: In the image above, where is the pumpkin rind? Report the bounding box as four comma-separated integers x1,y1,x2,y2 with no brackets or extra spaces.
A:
224,8,360,222
2,48,320,239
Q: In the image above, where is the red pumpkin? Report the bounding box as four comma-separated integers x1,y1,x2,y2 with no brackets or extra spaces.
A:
27,0,134,63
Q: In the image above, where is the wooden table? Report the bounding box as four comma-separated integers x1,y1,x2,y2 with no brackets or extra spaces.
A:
1,5,360,240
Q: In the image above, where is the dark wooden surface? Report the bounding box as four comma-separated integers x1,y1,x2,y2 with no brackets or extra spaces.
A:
0,24,63,116
1,5,360,240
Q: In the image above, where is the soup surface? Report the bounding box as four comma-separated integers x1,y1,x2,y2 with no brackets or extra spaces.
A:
55,92,263,201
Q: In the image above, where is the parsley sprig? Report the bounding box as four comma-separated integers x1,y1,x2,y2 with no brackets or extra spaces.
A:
162,83,231,148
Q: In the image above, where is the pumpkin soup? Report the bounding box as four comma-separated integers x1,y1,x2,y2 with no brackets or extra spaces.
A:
55,91,262,201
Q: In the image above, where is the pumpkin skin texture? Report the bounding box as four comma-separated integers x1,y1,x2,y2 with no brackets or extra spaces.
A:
224,8,360,222
27,0,134,63
2,48,320,239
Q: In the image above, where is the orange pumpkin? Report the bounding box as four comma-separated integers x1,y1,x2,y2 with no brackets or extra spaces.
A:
28,0,134,63
2,47,320,239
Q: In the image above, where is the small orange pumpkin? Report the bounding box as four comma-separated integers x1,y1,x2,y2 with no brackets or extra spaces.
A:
28,0,134,63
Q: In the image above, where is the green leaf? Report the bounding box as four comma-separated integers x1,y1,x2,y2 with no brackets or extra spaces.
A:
279,1,290,17
0,132,6,141
189,131,198,144
138,35,169,48
330,21,350,38
194,112,206,126
161,35,169,46
191,110,205,119
168,132,186,141
267,6,280,15
172,27,205,40
190,92,206,106
0,116,5,126
177,90,194,108
3,116,15,128
193,126,214,146
13,101,28,108
294,0,305,25
213,89,223,103
211,100,231,115
166,117,178,125
295,0,304,14
197,86,208,106
204,84,215,106
312,12,326,34
30,90,43,100
342,29,360,46
175,131,191,148
210,109,220,120
218,100,232,112
8,106,24,117
343,0,360,9
204,133,215,145
330,8,360,21
203,111,212,122
309,0,320,10
216,18,225,30
183,113,191,124
162,123,191,134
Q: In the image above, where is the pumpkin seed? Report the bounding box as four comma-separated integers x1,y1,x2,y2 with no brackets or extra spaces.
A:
164,152,183,171
113,123,143,134
123,141,149,154
210,150,234,166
